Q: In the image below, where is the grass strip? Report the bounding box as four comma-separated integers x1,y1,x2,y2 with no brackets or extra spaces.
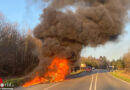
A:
70,70,85,75
110,70,130,83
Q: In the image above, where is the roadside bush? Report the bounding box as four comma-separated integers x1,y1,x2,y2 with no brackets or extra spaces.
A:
3,78,24,88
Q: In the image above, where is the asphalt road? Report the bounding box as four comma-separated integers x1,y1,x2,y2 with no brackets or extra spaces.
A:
16,69,130,90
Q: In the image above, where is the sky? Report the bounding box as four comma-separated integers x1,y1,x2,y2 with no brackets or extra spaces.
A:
0,0,130,60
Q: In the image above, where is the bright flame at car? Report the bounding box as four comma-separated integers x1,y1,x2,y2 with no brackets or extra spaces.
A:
23,58,69,87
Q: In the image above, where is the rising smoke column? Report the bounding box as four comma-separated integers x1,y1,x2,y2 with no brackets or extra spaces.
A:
32,0,130,76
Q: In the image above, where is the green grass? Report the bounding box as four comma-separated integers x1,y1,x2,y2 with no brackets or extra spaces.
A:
70,70,85,75
110,71,130,83
3,78,24,88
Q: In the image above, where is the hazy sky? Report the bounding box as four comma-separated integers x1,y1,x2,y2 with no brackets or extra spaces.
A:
0,0,130,60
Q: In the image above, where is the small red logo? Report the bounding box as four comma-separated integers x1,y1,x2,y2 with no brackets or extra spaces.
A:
0,77,3,84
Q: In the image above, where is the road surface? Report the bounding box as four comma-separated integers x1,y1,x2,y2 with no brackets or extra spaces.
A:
16,69,130,90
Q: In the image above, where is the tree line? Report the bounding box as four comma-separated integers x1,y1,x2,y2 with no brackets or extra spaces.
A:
81,52,130,72
0,14,41,78
80,56,110,69
111,51,130,72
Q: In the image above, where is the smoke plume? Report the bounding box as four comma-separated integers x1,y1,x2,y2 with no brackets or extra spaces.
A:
32,0,130,76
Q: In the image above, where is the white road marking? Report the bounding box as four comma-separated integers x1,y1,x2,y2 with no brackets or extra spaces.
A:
94,73,98,90
43,83,60,90
108,73,130,85
89,74,94,90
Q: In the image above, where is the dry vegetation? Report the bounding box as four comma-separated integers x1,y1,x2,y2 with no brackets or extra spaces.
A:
110,51,130,83
0,15,41,78
110,70,130,83
123,51,130,72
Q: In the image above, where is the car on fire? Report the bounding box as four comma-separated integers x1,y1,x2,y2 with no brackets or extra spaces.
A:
86,66,92,72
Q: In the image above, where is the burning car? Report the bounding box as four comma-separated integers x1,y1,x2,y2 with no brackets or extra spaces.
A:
86,66,92,72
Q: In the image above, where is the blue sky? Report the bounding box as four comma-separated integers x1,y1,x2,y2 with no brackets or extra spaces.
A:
0,0,130,60
0,0,46,29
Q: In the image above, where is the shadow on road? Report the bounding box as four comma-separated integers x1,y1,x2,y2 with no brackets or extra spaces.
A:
66,69,108,79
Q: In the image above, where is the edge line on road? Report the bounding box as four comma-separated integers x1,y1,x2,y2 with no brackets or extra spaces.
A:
43,83,60,90
89,74,94,90
108,73,130,85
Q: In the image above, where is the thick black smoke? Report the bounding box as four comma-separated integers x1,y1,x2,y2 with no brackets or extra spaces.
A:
32,0,130,76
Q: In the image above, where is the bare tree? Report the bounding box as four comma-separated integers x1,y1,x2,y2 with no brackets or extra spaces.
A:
0,15,39,78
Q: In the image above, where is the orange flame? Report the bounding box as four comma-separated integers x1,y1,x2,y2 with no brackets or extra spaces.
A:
23,58,69,87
